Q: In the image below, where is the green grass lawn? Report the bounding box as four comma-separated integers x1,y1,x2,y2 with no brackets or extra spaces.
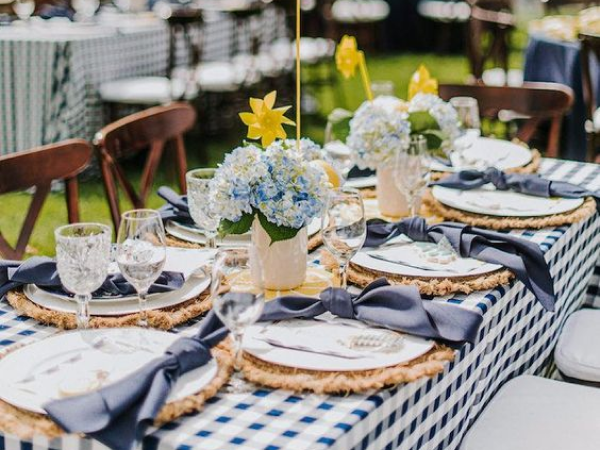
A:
0,51,523,256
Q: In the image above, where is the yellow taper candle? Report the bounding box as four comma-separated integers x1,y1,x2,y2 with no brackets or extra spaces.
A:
359,52,373,101
295,0,301,150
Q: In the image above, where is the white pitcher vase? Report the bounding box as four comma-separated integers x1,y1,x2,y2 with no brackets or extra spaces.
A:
250,219,308,291
376,165,408,217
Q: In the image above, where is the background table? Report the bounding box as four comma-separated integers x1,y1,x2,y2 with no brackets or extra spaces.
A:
0,158,599,450
523,32,600,161
0,8,287,156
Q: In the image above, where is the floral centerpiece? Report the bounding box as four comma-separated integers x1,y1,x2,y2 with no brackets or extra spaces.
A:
333,41,460,215
210,91,330,290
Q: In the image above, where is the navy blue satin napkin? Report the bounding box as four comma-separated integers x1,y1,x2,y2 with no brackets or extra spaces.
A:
432,167,600,211
365,217,555,311
44,279,481,450
0,257,184,300
45,312,228,450
157,187,193,225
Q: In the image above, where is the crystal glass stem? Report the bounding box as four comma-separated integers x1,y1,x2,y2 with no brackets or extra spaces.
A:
232,330,244,370
339,262,349,290
138,290,149,328
206,233,217,250
75,293,91,329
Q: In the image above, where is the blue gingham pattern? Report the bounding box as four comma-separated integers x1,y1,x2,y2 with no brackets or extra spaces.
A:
0,7,287,155
0,159,599,450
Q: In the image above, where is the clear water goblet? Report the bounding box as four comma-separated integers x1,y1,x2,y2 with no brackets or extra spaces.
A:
211,247,265,393
393,135,431,217
186,168,220,249
321,187,367,290
116,209,167,328
55,223,112,329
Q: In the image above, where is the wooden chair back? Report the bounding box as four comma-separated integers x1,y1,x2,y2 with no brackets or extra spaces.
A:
439,82,574,157
466,0,515,82
580,32,600,161
0,139,92,259
94,102,196,231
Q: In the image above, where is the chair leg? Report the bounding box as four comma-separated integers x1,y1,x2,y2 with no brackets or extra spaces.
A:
65,177,80,223
174,135,188,194
140,141,165,204
99,157,122,234
546,117,562,159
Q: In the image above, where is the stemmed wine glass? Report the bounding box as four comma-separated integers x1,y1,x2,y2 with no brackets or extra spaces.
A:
186,168,220,249
72,0,99,21
211,247,265,393
55,223,112,329
450,96,481,164
321,187,367,290
393,135,431,217
116,209,167,328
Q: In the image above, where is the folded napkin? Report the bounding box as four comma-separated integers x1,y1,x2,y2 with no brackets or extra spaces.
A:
432,168,600,211
157,186,193,225
365,217,555,311
261,278,483,344
44,279,480,450
0,257,184,300
44,312,228,450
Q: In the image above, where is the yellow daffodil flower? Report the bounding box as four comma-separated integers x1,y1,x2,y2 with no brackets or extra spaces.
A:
408,65,439,100
335,35,361,79
239,91,295,147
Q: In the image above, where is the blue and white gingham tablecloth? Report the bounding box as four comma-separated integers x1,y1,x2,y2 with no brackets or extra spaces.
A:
0,158,599,450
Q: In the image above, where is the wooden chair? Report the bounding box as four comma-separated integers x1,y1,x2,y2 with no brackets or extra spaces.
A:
0,139,92,259
466,0,515,84
94,103,196,232
439,82,574,157
580,32,600,162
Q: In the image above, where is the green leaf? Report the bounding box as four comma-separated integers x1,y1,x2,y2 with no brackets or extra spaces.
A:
218,212,254,237
257,211,300,245
407,111,440,133
420,130,446,152
327,108,354,142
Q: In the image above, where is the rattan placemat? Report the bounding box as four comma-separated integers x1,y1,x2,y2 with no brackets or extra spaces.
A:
6,289,212,331
321,251,514,296
241,344,454,394
0,342,233,439
424,192,597,230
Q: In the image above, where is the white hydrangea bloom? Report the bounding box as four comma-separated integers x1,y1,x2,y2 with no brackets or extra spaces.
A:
346,97,411,170
210,141,329,230
408,93,461,141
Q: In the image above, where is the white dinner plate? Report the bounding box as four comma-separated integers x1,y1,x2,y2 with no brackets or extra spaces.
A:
351,241,502,279
431,185,584,217
24,270,210,316
39,247,214,304
0,328,218,415
166,218,321,246
430,137,533,172
244,319,435,372
345,175,377,189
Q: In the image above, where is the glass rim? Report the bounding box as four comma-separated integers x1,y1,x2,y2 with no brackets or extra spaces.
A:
120,209,161,221
55,222,111,238
330,186,361,195
410,134,427,144
186,168,217,180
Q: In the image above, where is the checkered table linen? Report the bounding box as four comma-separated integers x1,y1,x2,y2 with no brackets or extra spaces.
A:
0,159,599,450
0,7,287,155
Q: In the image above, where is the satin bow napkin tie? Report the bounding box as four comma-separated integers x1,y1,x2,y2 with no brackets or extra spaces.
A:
432,167,600,211
157,186,193,224
0,257,184,300
260,278,483,343
44,312,228,450
365,217,555,311
45,279,481,450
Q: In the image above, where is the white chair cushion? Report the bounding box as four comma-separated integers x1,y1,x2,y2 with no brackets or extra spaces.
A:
555,309,600,382
99,77,186,104
461,376,600,450
195,62,244,92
